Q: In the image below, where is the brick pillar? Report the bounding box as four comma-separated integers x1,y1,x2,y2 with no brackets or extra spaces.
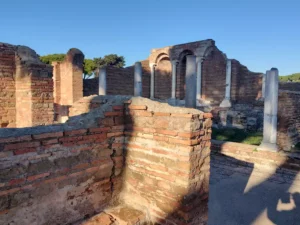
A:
123,101,212,224
53,48,84,122
15,46,54,127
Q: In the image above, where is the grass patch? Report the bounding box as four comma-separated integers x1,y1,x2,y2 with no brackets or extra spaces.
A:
212,127,263,146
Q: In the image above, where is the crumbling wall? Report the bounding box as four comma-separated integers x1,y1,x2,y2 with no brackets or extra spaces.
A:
0,96,211,225
0,96,128,225
0,43,16,128
0,43,54,128
202,50,227,105
231,60,263,103
277,90,300,151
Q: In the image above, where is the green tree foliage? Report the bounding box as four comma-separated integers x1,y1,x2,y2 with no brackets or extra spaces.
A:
279,73,300,82
40,54,65,64
39,53,125,79
83,59,97,79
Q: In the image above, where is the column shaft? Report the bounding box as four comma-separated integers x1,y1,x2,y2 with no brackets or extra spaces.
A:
171,60,178,99
150,63,155,99
134,62,143,96
98,67,107,95
220,59,232,107
185,55,197,108
196,57,203,106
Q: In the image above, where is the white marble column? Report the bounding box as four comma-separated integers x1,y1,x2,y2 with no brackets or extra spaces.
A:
149,63,156,99
134,62,143,96
185,55,197,108
98,67,107,95
171,60,178,99
258,68,279,152
220,59,232,107
196,56,204,106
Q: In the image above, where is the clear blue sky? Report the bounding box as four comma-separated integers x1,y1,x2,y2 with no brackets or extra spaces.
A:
1,0,299,75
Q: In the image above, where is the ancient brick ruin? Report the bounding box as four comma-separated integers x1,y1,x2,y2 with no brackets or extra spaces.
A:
0,39,300,224
0,96,211,225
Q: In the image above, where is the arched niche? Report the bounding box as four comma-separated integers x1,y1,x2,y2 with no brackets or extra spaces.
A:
154,53,172,99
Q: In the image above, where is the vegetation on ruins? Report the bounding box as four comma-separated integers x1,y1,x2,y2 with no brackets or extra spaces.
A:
40,53,125,79
212,127,263,146
279,73,300,82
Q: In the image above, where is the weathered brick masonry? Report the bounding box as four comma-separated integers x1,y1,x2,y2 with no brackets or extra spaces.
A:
0,96,211,225
0,43,54,128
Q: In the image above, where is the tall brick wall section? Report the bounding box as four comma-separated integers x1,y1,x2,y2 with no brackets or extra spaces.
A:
52,48,84,122
231,60,263,103
0,43,16,127
106,66,134,96
122,99,212,224
154,59,172,99
0,96,211,225
277,90,300,151
83,60,151,98
202,50,227,105
0,43,54,128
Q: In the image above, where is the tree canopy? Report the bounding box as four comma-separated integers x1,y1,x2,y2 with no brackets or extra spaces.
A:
39,53,125,79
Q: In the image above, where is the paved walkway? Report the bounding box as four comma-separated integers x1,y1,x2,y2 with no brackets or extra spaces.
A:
208,154,300,225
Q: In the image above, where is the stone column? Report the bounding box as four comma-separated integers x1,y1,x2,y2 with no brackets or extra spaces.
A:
196,56,204,106
149,63,156,99
98,67,107,95
220,59,232,107
185,55,197,108
258,68,279,152
171,60,178,99
134,62,142,97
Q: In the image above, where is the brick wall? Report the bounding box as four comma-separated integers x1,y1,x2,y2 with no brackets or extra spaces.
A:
0,43,54,128
231,60,263,103
83,60,151,98
155,59,172,99
122,99,212,224
0,96,127,225
211,140,300,171
0,96,211,225
0,43,16,127
277,90,300,151
279,82,300,92
202,50,227,105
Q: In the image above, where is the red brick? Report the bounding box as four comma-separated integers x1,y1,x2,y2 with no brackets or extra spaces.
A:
107,132,124,138
156,129,178,136
14,147,36,155
154,112,171,117
104,111,123,116
5,141,40,150
27,172,50,182
42,139,58,145
64,129,87,136
128,105,147,110
112,105,124,110
89,127,111,133
0,135,32,144
170,113,194,118
9,178,25,186
0,187,21,196
33,131,63,140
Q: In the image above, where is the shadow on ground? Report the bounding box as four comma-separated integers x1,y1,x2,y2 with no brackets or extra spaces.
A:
208,153,300,225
